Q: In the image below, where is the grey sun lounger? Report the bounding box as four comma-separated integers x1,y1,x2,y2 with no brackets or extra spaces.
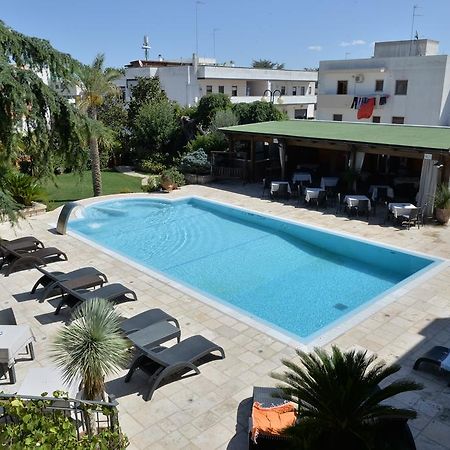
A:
124,335,225,401
55,282,137,315
1,245,68,276
31,266,108,301
121,309,180,335
413,345,450,386
0,237,44,255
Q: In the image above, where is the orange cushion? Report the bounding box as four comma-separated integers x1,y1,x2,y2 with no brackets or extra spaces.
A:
251,401,297,443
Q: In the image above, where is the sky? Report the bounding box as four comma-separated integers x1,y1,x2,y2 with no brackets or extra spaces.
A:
2,0,450,69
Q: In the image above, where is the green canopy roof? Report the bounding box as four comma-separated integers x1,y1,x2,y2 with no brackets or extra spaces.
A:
220,120,450,151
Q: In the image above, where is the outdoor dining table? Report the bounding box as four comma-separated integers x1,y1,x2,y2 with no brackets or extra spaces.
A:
292,172,312,184
369,185,394,201
270,181,292,195
388,202,417,218
320,177,339,190
343,195,372,210
304,187,324,202
0,324,35,384
19,367,81,399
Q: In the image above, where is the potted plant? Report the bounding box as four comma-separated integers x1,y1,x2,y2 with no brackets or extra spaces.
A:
272,346,422,450
51,299,130,433
180,148,213,184
434,183,450,225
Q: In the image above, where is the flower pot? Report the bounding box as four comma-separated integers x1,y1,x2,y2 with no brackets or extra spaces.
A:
435,208,450,225
160,181,176,191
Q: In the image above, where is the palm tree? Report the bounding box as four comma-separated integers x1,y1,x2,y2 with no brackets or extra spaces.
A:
272,346,422,450
78,54,120,196
51,298,129,401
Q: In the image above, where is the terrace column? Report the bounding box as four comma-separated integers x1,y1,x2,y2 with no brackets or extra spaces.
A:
250,137,255,181
279,141,286,180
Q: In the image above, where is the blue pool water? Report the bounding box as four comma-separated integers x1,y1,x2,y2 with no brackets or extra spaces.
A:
69,197,436,340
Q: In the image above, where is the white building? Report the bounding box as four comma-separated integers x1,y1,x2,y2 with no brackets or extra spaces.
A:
115,55,317,119
317,39,450,126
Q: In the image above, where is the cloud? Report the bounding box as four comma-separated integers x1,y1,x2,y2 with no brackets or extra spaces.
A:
308,45,322,51
340,39,366,47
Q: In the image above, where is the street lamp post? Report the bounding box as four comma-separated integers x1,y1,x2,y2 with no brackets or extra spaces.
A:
263,88,282,103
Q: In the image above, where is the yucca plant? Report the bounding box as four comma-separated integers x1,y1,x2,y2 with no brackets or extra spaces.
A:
51,298,130,401
272,346,422,450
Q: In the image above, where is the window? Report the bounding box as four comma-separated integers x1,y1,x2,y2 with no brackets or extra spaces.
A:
300,86,306,96
336,80,348,95
295,109,307,119
395,80,408,95
280,86,286,95
375,80,384,92
292,86,297,96
392,116,405,124
333,114,343,121
206,85,213,94
372,116,381,123
218,85,224,94
231,85,238,96
308,85,312,95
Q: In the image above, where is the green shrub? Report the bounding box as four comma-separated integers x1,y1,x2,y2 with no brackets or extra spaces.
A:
142,175,161,192
233,101,286,124
209,108,239,131
0,395,129,449
160,168,185,189
185,132,227,154
180,149,211,174
4,172,44,206
194,93,232,128
137,159,166,174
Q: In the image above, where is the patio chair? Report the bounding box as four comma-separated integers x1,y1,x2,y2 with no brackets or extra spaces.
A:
354,199,370,220
272,183,290,201
249,386,295,449
31,266,108,301
413,345,450,386
400,208,420,230
0,245,68,277
124,335,225,401
0,307,17,325
261,178,271,198
309,190,327,210
121,309,180,335
54,282,137,315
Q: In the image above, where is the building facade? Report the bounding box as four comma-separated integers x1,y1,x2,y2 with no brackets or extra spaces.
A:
317,39,450,126
115,55,318,119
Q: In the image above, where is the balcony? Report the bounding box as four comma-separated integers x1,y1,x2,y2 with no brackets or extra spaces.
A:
229,95,316,105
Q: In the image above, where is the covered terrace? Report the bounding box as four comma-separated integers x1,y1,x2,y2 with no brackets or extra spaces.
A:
218,120,450,217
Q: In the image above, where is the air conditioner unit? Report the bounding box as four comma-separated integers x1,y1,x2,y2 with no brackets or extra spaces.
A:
355,74,364,83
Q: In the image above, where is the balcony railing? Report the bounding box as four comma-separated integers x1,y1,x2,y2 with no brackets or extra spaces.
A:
229,95,316,105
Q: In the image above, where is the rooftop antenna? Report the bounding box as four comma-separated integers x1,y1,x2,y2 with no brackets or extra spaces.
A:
142,35,151,60
409,5,423,55
195,1,205,57
213,28,219,60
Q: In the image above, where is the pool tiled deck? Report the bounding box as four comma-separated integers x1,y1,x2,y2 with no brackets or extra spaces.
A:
1,183,449,450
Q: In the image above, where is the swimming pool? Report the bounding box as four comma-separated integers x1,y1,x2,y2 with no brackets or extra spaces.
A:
69,197,438,341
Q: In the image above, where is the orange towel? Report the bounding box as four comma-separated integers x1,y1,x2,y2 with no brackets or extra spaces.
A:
251,401,297,443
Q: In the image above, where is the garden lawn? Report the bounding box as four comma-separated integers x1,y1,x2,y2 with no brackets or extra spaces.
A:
42,170,143,210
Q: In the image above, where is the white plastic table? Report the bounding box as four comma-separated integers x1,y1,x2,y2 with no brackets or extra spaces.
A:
304,188,324,202
388,203,416,218
0,325,35,383
343,195,372,211
320,177,339,190
19,367,81,399
271,181,292,195
292,172,312,184
369,185,394,201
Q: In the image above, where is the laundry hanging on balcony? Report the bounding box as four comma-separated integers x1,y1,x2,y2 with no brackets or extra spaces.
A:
357,97,376,119
351,95,389,109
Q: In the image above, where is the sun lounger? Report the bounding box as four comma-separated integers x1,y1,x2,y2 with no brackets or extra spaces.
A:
54,282,137,315
31,266,108,301
124,335,225,401
249,387,295,449
0,244,68,276
413,346,450,386
0,236,44,254
0,308,17,325
121,309,179,335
